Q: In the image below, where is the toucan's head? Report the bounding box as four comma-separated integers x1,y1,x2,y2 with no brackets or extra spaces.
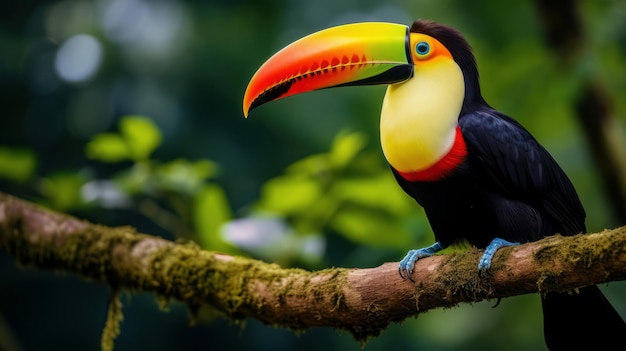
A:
243,19,483,117
243,19,484,179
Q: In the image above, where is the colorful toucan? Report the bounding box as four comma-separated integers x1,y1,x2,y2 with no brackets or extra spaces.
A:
243,19,625,349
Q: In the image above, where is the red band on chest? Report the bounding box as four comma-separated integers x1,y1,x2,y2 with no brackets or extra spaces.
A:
396,126,467,182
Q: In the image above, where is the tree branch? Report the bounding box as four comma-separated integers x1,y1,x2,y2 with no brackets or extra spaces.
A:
1,192,626,342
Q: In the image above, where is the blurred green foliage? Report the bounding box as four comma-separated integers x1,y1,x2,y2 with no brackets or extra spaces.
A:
1,0,626,351
0,147,36,183
254,131,424,250
86,116,163,163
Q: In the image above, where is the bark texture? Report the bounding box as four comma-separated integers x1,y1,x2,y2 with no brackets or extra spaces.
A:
1,192,626,343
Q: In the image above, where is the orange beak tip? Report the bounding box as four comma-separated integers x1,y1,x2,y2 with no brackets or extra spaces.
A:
241,22,412,116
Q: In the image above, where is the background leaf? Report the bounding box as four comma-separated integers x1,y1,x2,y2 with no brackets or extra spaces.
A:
194,183,233,250
0,147,37,183
85,133,130,162
119,116,162,162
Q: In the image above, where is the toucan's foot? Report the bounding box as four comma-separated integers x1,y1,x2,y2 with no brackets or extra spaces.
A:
399,241,444,281
478,238,519,271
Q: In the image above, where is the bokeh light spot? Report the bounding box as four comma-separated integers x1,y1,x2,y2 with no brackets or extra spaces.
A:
54,34,103,83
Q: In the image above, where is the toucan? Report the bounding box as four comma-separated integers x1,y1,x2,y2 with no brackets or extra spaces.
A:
242,19,625,349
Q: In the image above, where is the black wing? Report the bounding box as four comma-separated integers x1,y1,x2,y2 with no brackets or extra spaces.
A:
459,109,586,236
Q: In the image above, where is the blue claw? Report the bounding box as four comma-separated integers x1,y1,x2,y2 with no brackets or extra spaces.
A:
478,238,519,271
399,241,444,280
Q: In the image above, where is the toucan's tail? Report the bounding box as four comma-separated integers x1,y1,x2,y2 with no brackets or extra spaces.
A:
542,285,625,350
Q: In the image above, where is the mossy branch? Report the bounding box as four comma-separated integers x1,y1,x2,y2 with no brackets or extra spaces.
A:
2,192,626,343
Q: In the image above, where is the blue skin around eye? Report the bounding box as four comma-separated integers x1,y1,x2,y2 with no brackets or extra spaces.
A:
416,42,430,55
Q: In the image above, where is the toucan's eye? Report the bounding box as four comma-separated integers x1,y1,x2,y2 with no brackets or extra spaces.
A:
415,42,430,56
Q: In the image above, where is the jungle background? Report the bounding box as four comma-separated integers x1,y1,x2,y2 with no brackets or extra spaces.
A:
1,0,626,350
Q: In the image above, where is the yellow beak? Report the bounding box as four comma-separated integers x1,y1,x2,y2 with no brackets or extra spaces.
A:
243,22,414,117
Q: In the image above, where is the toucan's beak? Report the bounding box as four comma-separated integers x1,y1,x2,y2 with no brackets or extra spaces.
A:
243,22,413,117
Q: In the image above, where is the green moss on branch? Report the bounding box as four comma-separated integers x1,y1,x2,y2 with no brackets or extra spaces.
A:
2,192,626,347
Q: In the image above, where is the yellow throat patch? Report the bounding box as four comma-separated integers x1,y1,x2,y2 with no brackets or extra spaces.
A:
380,56,465,174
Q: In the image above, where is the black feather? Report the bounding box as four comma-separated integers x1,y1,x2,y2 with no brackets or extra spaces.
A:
403,19,624,349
